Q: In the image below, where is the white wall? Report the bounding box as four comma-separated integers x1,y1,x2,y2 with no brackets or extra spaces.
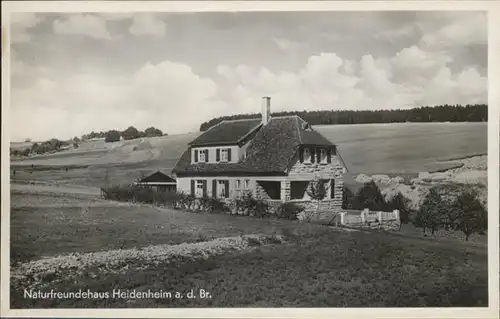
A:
176,176,255,198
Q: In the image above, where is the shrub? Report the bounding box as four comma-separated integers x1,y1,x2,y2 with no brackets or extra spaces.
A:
235,193,270,218
352,181,387,211
276,202,302,220
387,192,412,227
104,130,121,143
342,186,354,209
21,148,31,157
122,126,141,140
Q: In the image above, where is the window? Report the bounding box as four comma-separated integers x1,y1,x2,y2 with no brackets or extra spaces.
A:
198,149,206,162
320,149,327,164
218,180,228,198
244,179,250,189
235,180,241,189
221,148,228,162
196,180,204,197
304,148,312,163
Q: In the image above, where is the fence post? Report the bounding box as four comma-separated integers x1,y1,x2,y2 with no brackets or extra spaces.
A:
361,208,368,223
377,211,383,222
393,209,400,221
340,212,346,225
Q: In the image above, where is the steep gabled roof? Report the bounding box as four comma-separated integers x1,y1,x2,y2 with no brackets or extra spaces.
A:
189,119,262,147
173,115,341,176
138,171,176,183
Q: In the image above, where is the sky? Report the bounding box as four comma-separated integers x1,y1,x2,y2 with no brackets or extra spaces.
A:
10,11,487,141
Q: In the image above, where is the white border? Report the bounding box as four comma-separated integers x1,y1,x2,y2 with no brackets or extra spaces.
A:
2,1,499,318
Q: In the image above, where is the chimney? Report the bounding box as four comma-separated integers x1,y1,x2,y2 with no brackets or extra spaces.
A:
261,96,271,125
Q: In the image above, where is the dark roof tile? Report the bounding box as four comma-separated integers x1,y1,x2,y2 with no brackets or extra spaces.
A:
139,171,176,183
189,119,261,146
173,115,338,176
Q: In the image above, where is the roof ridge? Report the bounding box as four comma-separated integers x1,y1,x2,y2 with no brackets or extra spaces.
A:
222,118,261,123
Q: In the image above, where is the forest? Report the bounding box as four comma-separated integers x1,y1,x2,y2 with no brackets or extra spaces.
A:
199,104,487,131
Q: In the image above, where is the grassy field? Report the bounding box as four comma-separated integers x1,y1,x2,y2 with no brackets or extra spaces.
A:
10,189,312,263
10,184,488,308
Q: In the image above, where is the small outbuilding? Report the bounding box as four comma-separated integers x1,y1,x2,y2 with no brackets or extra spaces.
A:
134,171,177,193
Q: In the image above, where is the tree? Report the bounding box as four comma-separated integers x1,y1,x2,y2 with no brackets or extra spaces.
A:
73,142,79,149
21,148,30,157
352,181,387,211
388,192,412,229
306,178,329,212
452,190,487,241
105,130,121,143
122,126,141,140
413,187,449,236
342,186,354,209
144,127,163,137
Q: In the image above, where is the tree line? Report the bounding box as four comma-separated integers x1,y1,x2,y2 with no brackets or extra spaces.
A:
81,126,166,143
11,126,166,157
199,104,487,131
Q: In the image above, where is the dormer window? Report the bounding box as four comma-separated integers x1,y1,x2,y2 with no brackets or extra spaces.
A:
221,149,228,162
216,148,232,162
198,149,206,162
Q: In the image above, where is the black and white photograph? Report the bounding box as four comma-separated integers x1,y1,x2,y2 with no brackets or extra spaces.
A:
2,1,499,316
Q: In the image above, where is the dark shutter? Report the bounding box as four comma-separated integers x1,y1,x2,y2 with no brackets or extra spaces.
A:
224,180,229,198
216,149,220,162
310,148,315,163
299,147,304,163
190,180,195,196
205,149,209,162
316,148,320,163
327,148,331,163
194,150,198,162
202,180,207,197
330,179,335,199
227,148,232,162
212,179,217,198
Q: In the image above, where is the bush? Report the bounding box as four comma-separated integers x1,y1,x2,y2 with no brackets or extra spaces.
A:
235,193,270,218
105,130,121,143
352,181,387,211
276,202,302,220
122,126,141,140
387,192,412,226
342,186,354,209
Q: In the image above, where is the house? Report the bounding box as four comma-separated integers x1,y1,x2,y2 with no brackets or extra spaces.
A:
172,97,348,212
134,171,177,193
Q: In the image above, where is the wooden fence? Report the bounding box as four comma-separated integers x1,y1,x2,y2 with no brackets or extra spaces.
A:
340,208,400,226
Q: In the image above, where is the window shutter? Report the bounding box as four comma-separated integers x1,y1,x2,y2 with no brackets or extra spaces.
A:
330,179,335,199
299,147,304,163
205,149,209,162
212,179,217,198
190,180,195,196
224,180,229,198
216,149,220,162
310,148,315,163
327,148,331,163
194,150,198,162
202,180,207,197
227,148,232,162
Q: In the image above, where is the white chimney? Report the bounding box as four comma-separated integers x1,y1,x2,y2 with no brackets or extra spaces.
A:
261,96,271,125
